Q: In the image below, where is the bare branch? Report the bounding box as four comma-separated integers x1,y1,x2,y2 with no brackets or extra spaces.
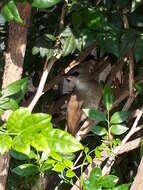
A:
28,53,62,111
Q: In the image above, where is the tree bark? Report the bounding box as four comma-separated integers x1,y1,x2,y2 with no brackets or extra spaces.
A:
130,156,143,190
0,2,31,190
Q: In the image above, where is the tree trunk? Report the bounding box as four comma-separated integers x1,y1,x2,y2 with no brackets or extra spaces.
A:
0,2,31,190
130,156,143,190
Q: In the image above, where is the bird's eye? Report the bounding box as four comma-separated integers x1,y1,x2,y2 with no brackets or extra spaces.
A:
71,71,79,77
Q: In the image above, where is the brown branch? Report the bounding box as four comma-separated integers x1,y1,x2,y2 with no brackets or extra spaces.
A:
28,52,62,111
130,156,143,190
122,8,135,98
102,107,143,176
107,57,125,85
71,136,143,190
59,1,67,30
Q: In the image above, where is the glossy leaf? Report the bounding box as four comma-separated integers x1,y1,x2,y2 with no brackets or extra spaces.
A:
97,175,119,188
7,0,23,23
1,78,28,100
110,125,128,135
86,155,92,164
0,98,18,110
90,126,107,136
110,111,128,124
95,149,101,158
63,159,73,168
32,0,62,8
1,5,14,22
53,162,65,172
21,113,52,135
66,169,76,178
42,129,84,153
89,166,102,183
62,34,77,57
112,183,131,190
30,133,49,151
50,152,62,162
6,108,31,133
103,85,114,111
83,109,105,121
2,0,23,23
12,164,39,176
12,136,31,155
0,134,12,154
41,159,55,171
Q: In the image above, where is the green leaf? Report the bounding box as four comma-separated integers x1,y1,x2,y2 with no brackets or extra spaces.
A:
83,109,105,121
1,78,28,100
12,136,31,155
21,113,52,135
103,85,114,111
66,169,76,178
119,30,137,57
53,162,65,172
7,0,23,23
97,33,119,56
95,149,101,158
6,108,31,133
0,98,18,110
89,166,102,183
41,159,56,171
2,0,23,23
134,35,143,62
112,183,131,190
0,134,12,154
110,125,128,135
10,149,37,160
46,49,54,60
32,0,62,8
1,5,14,22
31,133,49,151
90,126,107,136
45,34,56,41
10,149,30,160
63,159,73,168
12,164,39,176
86,155,92,164
110,111,128,124
62,34,77,57
50,152,62,162
42,129,84,153
97,175,119,188
135,82,143,93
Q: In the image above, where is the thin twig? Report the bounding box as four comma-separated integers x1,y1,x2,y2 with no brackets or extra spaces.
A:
59,0,67,30
122,8,134,98
102,106,143,176
28,53,62,111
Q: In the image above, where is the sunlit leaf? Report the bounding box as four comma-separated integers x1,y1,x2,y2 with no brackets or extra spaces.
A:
90,126,107,136
110,125,128,135
110,111,128,124
103,85,114,111
83,109,105,121
32,0,62,8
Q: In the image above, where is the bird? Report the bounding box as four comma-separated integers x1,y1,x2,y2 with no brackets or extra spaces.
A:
65,61,103,135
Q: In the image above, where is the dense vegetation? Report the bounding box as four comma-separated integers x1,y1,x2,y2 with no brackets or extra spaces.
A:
0,0,143,189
